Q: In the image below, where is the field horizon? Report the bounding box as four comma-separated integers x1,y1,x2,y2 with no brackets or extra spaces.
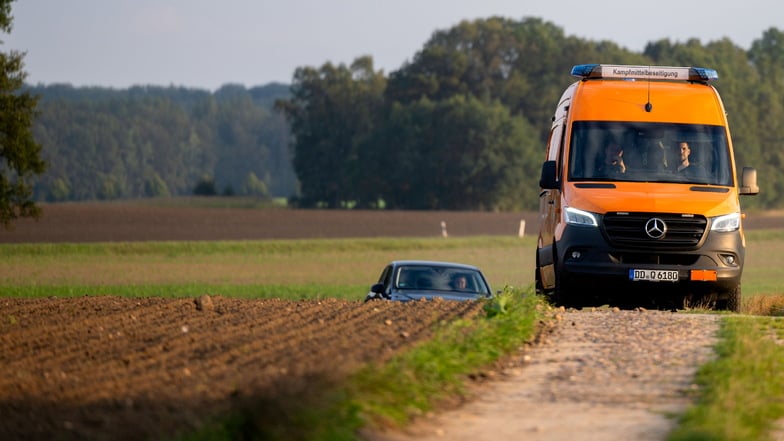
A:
0,200,539,244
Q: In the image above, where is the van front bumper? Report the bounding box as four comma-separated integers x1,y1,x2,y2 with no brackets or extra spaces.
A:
555,223,744,291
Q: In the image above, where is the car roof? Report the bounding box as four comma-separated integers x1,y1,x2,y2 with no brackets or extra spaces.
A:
388,260,481,271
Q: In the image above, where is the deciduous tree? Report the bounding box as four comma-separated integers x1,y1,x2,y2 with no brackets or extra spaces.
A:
276,56,386,208
0,0,45,228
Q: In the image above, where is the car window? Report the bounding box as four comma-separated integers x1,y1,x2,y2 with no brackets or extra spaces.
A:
396,267,439,290
395,267,420,289
395,265,489,294
446,269,489,294
378,265,393,290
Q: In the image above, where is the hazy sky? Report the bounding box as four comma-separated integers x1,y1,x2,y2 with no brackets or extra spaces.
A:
5,0,781,91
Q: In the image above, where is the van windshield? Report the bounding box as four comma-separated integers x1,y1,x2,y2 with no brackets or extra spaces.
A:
567,122,733,186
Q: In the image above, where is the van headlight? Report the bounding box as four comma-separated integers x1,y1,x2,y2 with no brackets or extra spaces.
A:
564,207,599,227
711,212,741,232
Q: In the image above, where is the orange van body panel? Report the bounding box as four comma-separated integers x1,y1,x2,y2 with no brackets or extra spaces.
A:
564,182,740,217
570,80,727,125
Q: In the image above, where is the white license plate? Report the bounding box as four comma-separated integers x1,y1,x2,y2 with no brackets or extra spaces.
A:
629,269,679,282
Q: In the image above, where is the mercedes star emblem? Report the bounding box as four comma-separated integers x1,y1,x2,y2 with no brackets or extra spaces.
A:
644,218,667,239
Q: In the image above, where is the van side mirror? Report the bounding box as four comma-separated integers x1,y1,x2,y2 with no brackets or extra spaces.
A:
539,160,559,189
739,167,759,195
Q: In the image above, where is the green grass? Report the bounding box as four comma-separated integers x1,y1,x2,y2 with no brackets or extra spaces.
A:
742,230,784,295
175,287,549,441
0,236,536,299
0,235,529,257
1,231,780,299
668,316,784,441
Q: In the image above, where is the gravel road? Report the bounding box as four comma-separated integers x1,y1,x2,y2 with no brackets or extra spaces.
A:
365,308,720,441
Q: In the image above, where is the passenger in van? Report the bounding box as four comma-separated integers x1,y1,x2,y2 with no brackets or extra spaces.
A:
598,143,627,177
676,141,706,178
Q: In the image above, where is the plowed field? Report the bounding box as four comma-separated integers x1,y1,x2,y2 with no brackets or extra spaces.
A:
1,295,485,441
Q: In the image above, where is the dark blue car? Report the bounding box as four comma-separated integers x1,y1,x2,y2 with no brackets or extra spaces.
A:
365,260,493,302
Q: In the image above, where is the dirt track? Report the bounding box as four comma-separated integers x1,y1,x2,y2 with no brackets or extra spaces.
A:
0,295,485,441
366,309,720,441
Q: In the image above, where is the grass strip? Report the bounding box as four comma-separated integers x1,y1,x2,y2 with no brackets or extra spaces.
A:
175,286,549,441
668,316,784,441
0,236,526,257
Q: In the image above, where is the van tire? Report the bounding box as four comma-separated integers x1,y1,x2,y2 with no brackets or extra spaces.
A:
536,245,557,301
535,258,543,294
554,287,571,308
553,271,577,309
722,285,741,313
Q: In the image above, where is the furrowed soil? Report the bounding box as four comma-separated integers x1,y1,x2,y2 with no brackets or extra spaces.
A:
1,203,781,441
1,295,486,441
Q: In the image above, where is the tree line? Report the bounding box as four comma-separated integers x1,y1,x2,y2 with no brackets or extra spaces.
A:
28,83,298,202
17,17,784,213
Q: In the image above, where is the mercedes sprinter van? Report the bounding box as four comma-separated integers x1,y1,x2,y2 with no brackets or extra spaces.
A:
536,64,759,311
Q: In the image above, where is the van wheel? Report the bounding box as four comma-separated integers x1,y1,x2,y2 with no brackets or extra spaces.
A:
535,254,544,294
717,285,741,313
539,270,560,306
553,271,577,309
554,287,571,308
535,249,557,303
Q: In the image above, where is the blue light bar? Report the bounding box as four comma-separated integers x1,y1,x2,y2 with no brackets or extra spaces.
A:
570,64,599,77
692,67,719,81
570,64,719,82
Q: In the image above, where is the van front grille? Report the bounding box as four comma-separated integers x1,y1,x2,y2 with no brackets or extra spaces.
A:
602,212,707,250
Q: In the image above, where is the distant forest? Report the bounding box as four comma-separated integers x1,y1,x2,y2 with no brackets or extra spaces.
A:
29,82,297,202
26,17,784,210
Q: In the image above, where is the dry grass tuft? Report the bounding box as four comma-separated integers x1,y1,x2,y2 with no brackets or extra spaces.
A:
743,294,784,316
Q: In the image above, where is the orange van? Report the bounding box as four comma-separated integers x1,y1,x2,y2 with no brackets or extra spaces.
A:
536,64,759,311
